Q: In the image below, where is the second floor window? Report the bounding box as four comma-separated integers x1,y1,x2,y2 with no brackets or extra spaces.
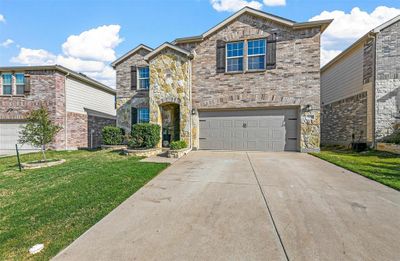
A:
226,41,244,72
15,73,25,95
248,39,266,70
2,74,12,95
138,67,149,90
138,108,150,123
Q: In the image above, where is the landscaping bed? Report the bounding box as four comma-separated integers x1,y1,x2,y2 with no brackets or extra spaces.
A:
0,150,168,260
311,149,400,190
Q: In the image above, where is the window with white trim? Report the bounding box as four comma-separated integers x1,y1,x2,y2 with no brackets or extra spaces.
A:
138,67,149,90
138,108,149,123
15,73,25,95
226,41,244,72
2,73,12,95
247,39,266,70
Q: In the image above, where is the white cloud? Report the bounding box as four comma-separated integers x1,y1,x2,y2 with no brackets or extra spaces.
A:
10,48,56,65
210,0,262,12
10,24,123,87
310,6,400,66
62,24,123,62
0,14,5,23
321,48,341,67
1,39,14,47
263,0,285,7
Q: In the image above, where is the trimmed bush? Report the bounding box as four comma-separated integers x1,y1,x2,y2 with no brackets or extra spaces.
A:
102,126,123,145
170,140,187,150
129,123,161,149
382,130,400,144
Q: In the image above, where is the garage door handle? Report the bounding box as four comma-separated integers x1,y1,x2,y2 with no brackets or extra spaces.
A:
243,123,247,128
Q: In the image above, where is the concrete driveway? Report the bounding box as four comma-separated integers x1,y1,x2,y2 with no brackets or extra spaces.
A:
53,151,400,261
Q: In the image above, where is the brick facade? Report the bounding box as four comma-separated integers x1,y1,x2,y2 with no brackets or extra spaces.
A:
0,70,67,150
375,19,400,140
321,92,368,145
88,115,116,148
115,49,151,132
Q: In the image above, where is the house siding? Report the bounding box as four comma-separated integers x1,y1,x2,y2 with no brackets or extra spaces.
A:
375,20,400,140
321,37,375,146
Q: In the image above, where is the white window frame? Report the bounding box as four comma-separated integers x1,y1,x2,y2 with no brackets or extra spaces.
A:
2,73,12,95
137,107,150,123
226,41,244,72
247,38,266,71
15,73,25,95
137,67,150,90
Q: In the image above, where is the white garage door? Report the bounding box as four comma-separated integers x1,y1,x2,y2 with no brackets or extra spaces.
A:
199,109,299,152
0,122,38,156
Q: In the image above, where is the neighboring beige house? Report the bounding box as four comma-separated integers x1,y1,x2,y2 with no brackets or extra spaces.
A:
0,65,116,155
112,7,332,152
321,15,400,147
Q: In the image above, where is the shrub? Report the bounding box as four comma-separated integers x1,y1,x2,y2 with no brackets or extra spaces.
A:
382,130,400,144
170,140,187,150
102,126,123,145
129,123,161,149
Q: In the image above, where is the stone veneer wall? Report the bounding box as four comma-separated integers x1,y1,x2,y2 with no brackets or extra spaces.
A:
375,20,400,140
0,70,67,150
148,48,191,147
66,112,88,149
321,92,368,145
88,115,116,148
115,49,151,133
178,14,321,151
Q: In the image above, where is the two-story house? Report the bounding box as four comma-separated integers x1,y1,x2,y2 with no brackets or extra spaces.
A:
321,15,400,147
112,7,332,152
0,65,116,155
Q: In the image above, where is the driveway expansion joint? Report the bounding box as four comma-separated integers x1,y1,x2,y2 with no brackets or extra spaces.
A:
246,152,290,261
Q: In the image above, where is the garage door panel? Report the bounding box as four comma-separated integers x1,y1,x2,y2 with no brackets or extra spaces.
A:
199,109,299,152
0,122,39,155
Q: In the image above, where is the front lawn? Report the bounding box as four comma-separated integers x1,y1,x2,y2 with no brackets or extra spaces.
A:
311,149,400,191
0,150,168,260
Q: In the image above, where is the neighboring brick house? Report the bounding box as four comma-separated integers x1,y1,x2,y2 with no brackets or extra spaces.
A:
0,65,116,155
112,7,332,152
321,15,400,147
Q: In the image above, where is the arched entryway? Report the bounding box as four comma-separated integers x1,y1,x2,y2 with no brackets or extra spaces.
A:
160,103,180,147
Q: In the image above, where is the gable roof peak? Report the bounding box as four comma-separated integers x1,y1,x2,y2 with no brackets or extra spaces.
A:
173,7,332,44
144,42,192,61
111,44,153,68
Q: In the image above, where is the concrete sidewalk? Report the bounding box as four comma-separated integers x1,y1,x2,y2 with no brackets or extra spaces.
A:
53,151,400,261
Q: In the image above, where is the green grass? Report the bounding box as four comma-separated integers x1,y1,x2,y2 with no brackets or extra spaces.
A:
0,150,168,260
311,149,400,191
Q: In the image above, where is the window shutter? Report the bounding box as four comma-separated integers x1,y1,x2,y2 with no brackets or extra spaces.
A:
216,40,226,73
24,74,31,95
130,66,137,90
266,34,277,69
131,107,138,125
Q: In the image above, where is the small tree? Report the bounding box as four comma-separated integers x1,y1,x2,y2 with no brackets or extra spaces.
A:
19,106,62,162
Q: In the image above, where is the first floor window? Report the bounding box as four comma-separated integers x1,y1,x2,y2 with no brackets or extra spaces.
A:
15,73,25,94
138,67,149,90
2,73,12,95
138,108,149,123
226,41,244,72
247,39,266,70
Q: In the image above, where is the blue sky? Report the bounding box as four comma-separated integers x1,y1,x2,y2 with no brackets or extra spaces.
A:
0,0,399,86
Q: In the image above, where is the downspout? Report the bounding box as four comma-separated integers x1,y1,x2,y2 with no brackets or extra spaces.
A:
188,57,193,150
64,72,70,150
371,33,377,148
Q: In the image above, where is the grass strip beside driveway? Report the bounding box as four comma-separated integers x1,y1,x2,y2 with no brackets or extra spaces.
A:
0,150,168,260
311,149,400,191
